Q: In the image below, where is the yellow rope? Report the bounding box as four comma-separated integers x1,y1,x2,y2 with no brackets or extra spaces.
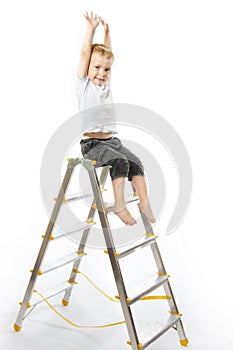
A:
77,270,119,303
34,290,125,329
77,271,170,303
33,270,170,329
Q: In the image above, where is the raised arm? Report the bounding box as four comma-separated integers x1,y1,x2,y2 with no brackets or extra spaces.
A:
99,17,112,50
77,11,99,78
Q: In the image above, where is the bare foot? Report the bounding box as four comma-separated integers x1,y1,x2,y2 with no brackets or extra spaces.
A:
113,205,137,225
138,201,156,223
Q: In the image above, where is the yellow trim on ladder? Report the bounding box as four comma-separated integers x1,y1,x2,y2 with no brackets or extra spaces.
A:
41,234,54,240
104,250,120,257
157,271,170,277
169,310,183,317
127,340,143,349
30,269,42,275
19,302,31,308
180,339,189,346
115,295,171,302
34,290,125,328
13,324,22,332
85,219,96,224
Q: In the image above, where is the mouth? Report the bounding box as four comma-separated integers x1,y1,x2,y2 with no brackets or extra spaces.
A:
95,77,105,83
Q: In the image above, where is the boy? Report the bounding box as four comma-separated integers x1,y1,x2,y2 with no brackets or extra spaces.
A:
77,11,155,225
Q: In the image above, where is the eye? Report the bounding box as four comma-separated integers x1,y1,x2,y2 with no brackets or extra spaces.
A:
95,66,100,69
105,68,111,72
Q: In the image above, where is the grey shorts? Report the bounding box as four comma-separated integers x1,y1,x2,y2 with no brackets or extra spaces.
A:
80,137,144,181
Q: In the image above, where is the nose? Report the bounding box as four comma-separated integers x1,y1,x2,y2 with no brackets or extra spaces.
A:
99,68,105,77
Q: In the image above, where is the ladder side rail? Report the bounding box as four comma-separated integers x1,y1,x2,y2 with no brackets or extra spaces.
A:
84,159,140,350
63,166,110,303
140,209,170,275
176,319,188,343
71,164,109,254
140,210,180,311
14,162,76,330
140,209,188,342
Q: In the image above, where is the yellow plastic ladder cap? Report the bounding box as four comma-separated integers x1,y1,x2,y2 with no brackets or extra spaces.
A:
157,271,170,277
19,302,31,308
145,233,155,237
85,219,96,224
67,280,78,285
76,251,87,255
127,341,143,349
41,234,54,240
54,197,66,202
62,299,69,306
30,269,42,275
180,339,189,346
14,324,22,332
169,310,183,317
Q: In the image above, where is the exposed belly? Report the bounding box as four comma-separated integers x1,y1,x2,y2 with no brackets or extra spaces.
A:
83,132,113,139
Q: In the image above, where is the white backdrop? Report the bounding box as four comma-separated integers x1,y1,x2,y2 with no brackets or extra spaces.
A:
1,1,233,349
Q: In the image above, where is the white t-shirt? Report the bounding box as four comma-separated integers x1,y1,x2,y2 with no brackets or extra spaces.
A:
76,75,117,134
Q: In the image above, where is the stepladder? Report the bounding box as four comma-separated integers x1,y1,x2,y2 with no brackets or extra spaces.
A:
14,157,189,349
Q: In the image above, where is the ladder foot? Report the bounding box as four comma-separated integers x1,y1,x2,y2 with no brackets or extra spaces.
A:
180,338,189,346
62,299,69,307
13,323,22,332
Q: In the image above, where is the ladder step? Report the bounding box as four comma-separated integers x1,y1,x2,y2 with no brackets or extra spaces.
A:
131,315,181,349
30,282,73,309
39,252,85,275
116,236,156,259
54,188,93,203
57,186,106,204
127,275,168,305
53,222,95,240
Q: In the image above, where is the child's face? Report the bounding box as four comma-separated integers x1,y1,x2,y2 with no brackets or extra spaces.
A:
88,53,113,86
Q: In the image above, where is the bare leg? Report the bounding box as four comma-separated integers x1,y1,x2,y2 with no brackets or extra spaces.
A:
131,176,156,223
112,177,137,225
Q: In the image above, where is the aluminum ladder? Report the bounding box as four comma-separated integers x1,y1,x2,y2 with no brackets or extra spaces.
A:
14,157,189,349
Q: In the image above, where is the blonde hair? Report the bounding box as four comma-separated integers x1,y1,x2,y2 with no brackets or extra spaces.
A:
91,43,114,60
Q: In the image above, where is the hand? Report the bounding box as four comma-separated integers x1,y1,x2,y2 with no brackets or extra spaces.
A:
99,16,110,33
84,11,99,30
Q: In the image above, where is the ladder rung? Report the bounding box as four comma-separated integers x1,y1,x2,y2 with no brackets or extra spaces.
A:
57,185,106,204
130,315,181,349
30,282,73,308
116,236,156,259
55,189,93,204
53,222,95,240
107,194,139,212
39,252,85,274
127,275,168,305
